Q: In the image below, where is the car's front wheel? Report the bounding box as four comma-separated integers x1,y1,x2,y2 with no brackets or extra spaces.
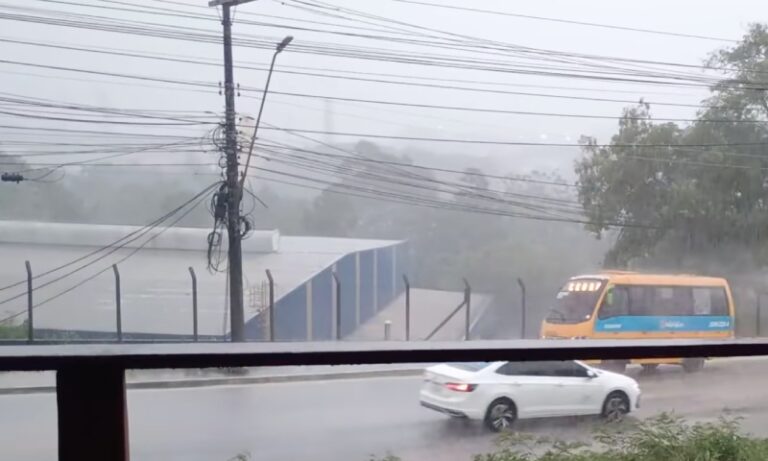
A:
484,398,516,432
601,391,630,423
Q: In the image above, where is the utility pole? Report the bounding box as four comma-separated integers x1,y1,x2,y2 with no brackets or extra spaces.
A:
209,0,291,342
211,0,254,342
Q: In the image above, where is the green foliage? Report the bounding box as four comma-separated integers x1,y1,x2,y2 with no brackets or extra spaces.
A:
576,24,768,269
0,321,27,339
470,414,768,461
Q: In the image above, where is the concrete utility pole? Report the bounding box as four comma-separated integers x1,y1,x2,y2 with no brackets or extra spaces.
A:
210,0,257,342
210,0,292,342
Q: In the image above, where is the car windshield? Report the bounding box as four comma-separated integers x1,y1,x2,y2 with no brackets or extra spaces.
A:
547,280,605,323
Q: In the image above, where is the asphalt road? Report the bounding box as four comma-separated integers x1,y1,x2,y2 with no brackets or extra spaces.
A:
3,358,768,461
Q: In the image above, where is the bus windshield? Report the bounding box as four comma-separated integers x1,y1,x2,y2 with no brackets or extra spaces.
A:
546,280,605,324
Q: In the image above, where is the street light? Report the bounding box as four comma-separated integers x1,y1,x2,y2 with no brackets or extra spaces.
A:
276,35,293,52
239,35,294,190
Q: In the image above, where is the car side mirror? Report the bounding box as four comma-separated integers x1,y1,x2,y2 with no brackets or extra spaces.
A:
586,370,598,379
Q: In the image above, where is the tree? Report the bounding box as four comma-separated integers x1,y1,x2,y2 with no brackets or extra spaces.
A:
576,24,768,269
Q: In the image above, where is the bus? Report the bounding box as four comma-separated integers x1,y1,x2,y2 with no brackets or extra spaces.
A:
540,271,735,373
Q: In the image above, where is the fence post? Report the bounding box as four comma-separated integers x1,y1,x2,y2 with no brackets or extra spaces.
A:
112,265,122,342
265,269,275,341
403,274,410,341
758,294,763,337
463,278,471,340
517,278,527,339
188,267,198,342
384,320,391,340
25,261,33,343
332,272,341,340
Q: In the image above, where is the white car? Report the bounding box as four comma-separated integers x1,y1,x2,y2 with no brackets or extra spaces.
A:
420,360,641,431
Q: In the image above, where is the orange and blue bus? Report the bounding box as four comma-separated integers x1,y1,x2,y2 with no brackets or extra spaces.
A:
540,271,735,373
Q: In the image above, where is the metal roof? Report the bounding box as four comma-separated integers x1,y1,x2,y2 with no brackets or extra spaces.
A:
0,221,402,337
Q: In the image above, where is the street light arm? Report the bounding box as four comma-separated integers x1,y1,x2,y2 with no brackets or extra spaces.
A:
238,48,280,192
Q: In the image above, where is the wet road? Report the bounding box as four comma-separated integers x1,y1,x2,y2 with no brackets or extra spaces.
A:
3,358,768,461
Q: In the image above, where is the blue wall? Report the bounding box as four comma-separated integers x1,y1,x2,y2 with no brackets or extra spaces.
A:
273,284,307,341
359,250,375,324
243,242,405,341
312,269,333,340
377,248,394,310
337,254,357,337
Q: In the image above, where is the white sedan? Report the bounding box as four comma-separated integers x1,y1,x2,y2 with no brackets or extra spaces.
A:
420,360,641,431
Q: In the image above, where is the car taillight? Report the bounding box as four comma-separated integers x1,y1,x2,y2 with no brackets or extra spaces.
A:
444,382,477,392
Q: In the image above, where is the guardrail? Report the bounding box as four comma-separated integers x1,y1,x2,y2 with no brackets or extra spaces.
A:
4,338,768,461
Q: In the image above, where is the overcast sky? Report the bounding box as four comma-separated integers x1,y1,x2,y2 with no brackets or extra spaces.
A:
1,0,766,175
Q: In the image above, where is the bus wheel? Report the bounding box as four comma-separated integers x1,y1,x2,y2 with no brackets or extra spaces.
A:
682,358,704,373
641,364,659,374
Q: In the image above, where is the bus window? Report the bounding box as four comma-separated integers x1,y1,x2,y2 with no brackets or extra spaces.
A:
693,287,729,316
692,288,711,315
598,286,628,319
653,287,693,316
627,286,651,316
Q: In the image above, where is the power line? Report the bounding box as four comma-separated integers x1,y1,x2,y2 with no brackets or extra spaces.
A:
1,7,764,90
0,161,216,168
8,139,210,175
0,182,219,313
249,164,662,230
0,93,218,124
0,124,202,139
259,126,768,149
388,0,736,43
0,59,216,91
0,109,211,126
256,139,578,188
283,0,760,81
259,121,559,208
256,145,584,215
243,87,767,124
0,36,711,99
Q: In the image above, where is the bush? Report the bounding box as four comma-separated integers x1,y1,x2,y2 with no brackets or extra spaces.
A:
0,321,27,339
372,415,768,461
474,414,768,461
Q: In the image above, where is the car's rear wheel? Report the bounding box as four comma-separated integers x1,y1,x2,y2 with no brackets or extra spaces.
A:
484,398,516,432
601,392,630,423
682,358,705,373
